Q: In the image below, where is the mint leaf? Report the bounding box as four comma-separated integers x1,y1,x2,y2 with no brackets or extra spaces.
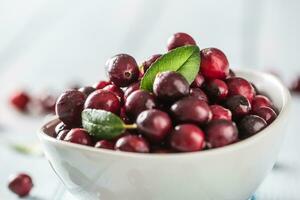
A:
140,45,200,91
82,109,125,140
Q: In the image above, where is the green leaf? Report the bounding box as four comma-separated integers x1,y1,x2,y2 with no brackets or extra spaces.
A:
140,45,200,91
82,109,126,140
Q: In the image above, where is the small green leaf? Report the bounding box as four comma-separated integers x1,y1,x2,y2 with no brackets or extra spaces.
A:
82,109,125,139
140,45,200,91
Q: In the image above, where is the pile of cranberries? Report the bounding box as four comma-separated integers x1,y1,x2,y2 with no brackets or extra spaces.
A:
51,32,278,154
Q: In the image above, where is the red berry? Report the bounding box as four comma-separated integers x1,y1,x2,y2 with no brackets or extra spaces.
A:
93,81,111,90
38,93,57,113
94,140,115,150
10,91,30,111
252,95,272,111
64,128,92,146
102,84,124,103
189,88,208,102
191,73,205,88
238,115,267,139
115,135,150,153
106,54,139,87
225,95,251,117
204,79,228,102
124,82,140,100
142,54,162,72
253,106,277,124
200,48,229,79
84,90,120,114
170,124,205,152
167,32,196,51
210,105,232,121
56,130,69,140
8,173,33,197
78,86,96,97
226,77,255,102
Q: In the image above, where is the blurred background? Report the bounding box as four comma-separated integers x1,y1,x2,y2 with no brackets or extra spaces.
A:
1,0,300,199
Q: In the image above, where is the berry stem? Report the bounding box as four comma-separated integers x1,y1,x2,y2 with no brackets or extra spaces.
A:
123,123,137,129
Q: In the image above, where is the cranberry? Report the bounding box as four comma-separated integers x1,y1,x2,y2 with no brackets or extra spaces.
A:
226,77,255,102
169,124,205,152
55,90,85,126
56,130,69,140
120,107,131,123
225,95,251,117
106,54,139,87
205,119,238,148
238,115,267,139
38,93,56,113
210,105,232,121
10,91,30,111
204,79,228,102
102,84,124,103
167,32,196,51
124,82,140,100
136,109,172,143
253,106,277,124
55,122,69,135
64,128,92,146
189,88,208,102
8,173,33,197
151,147,175,153
93,81,111,89
125,90,156,120
153,71,189,102
200,48,229,79
191,73,205,88
84,90,120,114
171,97,211,125
290,77,300,93
94,140,115,150
252,95,272,111
78,86,96,97
142,54,162,72
115,135,150,153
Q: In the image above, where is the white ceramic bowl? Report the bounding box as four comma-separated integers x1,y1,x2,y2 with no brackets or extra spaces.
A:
38,69,291,200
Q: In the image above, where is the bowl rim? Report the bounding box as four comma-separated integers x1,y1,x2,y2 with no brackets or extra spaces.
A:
37,69,291,159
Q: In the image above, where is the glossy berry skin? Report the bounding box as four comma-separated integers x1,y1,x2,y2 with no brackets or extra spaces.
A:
115,135,150,153
239,115,267,139
189,88,208,102
171,97,212,125
153,71,189,102
167,32,196,51
226,77,255,102
93,81,111,90
55,90,85,126
56,130,69,140
205,119,238,148
191,73,205,88
125,90,156,120
55,122,69,135
204,79,228,102
225,95,251,117
124,82,140,100
84,90,120,114
136,109,172,143
10,91,30,111
142,54,162,72
94,140,115,150
210,105,232,121
64,128,92,146
252,95,272,111
200,48,229,79
169,124,205,152
78,86,96,97
106,54,139,87
102,84,124,103
8,173,33,197
253,106,277,124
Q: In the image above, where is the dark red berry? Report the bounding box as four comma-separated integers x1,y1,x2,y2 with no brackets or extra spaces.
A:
106,54,139,87
171,97,211,125
64,128,92,146
167,32,196,51
136,109,172,143
55,90,85,126
56,130,69,140
153,71,189,102
115,135,150,153
210,105,232,121
252,95,272,111
200,48,229,79
10,91,30,111
225,95,251,117
238,115,267,139
169,124,205,152
253,106,277,124
38,93,56,113
205,120,238,148
93,81,111,90
120,107,131,124
204,79,228,101
191,73,205,88
124,82,140,100
125,90,156,120
189,88,208,102
8,173,33,197
151,147,175,153
94,140,115,150
102,84,124,103
78,86,96,97
84,90,120,114
227,77,255,102
142,54,162,72
55,122,69,135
